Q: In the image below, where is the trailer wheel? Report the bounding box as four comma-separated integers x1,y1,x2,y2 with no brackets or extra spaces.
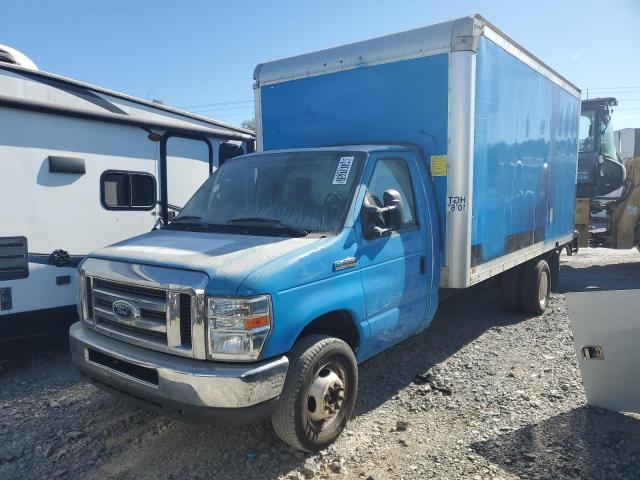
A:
520,259,551,315
271,335,357,452
500,266,522,312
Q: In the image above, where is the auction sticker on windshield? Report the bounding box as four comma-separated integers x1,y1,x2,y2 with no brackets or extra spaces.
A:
333,156,354,185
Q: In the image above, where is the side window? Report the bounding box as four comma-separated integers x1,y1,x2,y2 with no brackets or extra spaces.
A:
101,171,156,210
579,111,595,153
366,157,417,226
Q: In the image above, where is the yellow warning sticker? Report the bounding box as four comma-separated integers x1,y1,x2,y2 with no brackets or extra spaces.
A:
430,155,447,176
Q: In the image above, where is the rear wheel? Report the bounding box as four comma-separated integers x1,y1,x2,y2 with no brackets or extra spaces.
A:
520,259,551,315
271,335,357,452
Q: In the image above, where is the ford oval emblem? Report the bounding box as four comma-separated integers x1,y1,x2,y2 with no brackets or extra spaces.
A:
112,300,139,320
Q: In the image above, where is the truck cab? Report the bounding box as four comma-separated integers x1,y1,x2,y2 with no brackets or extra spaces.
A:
577,97,624,199
71,145,440,451
576,98,640,249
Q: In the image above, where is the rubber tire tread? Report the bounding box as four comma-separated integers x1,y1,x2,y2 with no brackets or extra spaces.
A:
520,259,550,316
271,334,357,452
547,252,560,292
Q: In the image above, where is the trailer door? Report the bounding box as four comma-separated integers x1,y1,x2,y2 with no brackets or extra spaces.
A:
160,134,213,222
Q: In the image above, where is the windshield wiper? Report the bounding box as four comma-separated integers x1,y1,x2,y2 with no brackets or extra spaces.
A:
170,215,203,222
227,217,308,236
165,215,212,230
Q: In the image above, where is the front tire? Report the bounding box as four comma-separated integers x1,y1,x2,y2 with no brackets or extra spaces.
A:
271,335,358,452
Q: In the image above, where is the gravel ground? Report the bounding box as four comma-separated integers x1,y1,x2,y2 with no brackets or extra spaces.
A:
1,248,639,480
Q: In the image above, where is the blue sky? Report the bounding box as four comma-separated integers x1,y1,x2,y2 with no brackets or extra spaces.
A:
5,0,640,129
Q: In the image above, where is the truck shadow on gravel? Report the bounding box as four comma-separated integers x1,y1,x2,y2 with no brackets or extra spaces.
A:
0,332,70,374
354,284,529,416
471,405,640,479
559,260,640,293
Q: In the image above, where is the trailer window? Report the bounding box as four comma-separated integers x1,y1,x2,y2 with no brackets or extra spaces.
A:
579,110,595,153
366,157,416,226
101,171,156,210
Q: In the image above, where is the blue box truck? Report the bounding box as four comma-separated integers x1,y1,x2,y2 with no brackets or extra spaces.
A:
69,15,580,451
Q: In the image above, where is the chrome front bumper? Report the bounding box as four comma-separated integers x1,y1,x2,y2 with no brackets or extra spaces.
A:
69,322,288,415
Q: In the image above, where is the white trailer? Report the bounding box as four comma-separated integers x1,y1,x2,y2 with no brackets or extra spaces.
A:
0,48,254,332
615,128,640,161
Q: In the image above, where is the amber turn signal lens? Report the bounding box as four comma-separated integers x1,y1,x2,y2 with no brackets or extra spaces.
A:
244,314,270,330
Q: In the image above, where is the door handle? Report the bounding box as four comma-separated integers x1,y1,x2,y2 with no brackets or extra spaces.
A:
581,345,604,360
420,256,426,275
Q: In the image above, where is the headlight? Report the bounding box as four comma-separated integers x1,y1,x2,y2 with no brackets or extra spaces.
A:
206,295,271,361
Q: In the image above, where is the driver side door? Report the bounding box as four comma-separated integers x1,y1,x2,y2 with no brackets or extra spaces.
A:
356,153,430,357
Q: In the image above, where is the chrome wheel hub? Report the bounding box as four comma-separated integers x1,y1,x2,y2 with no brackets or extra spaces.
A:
539,271,549,309
307,366,346,422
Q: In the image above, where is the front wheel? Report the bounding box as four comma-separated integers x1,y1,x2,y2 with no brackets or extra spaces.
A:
271,335,358,452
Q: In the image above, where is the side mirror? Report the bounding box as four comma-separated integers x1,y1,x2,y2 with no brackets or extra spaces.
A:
361,189,405,239
382,189,404,230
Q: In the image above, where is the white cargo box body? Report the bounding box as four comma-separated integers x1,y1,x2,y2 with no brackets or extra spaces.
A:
253,15,580,288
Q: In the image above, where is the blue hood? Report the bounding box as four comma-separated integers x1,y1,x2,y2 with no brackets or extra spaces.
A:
91,229,319,294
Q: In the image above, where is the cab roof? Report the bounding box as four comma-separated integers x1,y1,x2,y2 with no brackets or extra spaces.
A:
245,144,413,157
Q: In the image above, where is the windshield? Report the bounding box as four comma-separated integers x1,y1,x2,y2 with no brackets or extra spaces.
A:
170,151,364,236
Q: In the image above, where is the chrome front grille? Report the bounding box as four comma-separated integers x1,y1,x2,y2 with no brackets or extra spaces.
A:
83,275,196,357
93,278,169,347
79,258,209,360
